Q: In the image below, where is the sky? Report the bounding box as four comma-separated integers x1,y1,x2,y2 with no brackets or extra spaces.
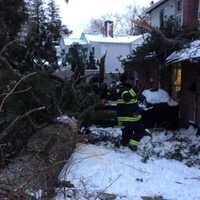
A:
55,0,159,37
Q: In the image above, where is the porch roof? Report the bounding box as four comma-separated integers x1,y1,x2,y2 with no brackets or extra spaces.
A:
166,40,200,64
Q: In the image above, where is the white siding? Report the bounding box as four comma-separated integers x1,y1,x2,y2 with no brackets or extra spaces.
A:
88,42,101,59
149,0,177,28
86,40,132,73
97,43,131,73
59,38,65,51
59,38,70,55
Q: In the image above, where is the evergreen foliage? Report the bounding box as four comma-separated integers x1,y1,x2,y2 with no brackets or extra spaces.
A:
0,0,27,75
0,0,99,164
24,0,58,72
59,80,99,119
47,0,62,43
0,0,27,47
88,51,97,69
160,16,178,38
66,43,88,77
122,18,184,69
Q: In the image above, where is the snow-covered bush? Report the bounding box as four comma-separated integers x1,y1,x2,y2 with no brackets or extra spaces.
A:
86,126,200,168
138,126,200,167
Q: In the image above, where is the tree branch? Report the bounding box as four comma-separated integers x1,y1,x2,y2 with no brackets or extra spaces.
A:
0,106,46,141
0,40,18,57
0,72,37,112
0,56,21,77
0,87,32,98
135,19,181,48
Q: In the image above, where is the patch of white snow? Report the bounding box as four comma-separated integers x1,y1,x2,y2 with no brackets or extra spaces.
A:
56,143,200,200
142,89,178,106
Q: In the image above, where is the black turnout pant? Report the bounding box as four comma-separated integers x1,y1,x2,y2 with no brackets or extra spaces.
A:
121,120,145,146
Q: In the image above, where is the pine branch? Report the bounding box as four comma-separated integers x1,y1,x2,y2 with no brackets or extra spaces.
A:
135,19,181,48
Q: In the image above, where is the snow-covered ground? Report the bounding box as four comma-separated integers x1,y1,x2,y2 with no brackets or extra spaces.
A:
55,126,200,200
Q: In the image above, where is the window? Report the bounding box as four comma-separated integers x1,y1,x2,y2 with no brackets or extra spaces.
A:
172,67,182,100
198,0,200,17
92,47,95,54
198,0,200,28
160,9,164,27
177,0,182,12
175,14,182,29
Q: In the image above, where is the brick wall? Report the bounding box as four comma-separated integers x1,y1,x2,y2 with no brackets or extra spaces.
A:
182,0,199,30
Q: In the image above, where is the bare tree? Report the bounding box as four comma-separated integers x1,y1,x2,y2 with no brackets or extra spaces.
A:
85,4,144,35
85,18,105,34
114,4,141,35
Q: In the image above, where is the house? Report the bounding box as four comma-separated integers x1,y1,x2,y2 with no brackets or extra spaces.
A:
146,0,200,30
58,20,146,83
123,0,200,127
161,1,200,126
166,40,200,126
80,32,144,74
134,0,200,90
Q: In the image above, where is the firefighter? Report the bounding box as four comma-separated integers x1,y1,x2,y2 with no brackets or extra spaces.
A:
116,73,145,151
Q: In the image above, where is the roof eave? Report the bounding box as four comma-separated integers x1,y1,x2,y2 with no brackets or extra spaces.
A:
146,0,169,14
86,40,134,45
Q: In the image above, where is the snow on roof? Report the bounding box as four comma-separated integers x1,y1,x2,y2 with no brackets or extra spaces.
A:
142,88,178,106
166,40,200,64
146,0,169,13
62,36,87,46
83,33,143,44
131,33,150,50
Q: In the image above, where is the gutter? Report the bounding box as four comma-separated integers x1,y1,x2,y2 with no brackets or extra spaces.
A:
146,0,169,14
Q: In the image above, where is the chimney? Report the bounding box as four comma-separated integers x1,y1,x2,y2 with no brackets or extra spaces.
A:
150,1,154,6
104,20,114,37
182,0,199,30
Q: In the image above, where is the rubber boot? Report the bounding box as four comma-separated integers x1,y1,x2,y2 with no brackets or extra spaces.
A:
128,139,139,151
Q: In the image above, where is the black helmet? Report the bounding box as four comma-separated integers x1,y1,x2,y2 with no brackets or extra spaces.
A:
120,73,128,83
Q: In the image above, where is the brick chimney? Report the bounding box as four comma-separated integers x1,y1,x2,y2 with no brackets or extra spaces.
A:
104,20,114,37
182,0,199,30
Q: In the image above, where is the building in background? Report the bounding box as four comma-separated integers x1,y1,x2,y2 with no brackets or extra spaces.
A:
166,40,200,126
141,0,200,127
58,20,146,81
146,0,200,30
80,32,144,74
